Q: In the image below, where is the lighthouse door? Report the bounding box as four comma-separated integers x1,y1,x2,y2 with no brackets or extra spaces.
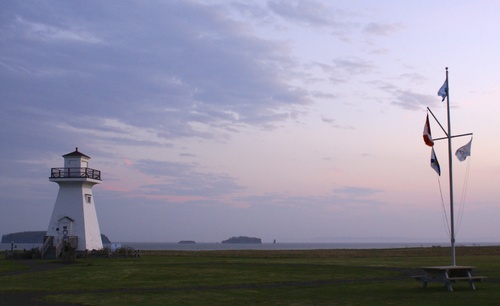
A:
56,217,74,243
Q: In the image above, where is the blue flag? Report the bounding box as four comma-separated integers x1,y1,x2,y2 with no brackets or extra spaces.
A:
430,147,441,176
438,80,447,102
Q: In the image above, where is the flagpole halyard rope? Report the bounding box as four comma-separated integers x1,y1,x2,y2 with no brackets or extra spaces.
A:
456,156,471,236
437,175,451,237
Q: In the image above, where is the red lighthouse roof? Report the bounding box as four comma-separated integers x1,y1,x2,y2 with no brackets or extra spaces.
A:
62,147,91,159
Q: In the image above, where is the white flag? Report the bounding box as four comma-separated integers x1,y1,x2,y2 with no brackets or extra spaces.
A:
438,80,447,102
455,139,472,162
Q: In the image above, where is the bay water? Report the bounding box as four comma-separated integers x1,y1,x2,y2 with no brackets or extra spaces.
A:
2,241,493,252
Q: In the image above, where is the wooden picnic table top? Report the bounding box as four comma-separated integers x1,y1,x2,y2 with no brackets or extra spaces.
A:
421,265,476,271
416,265,484,291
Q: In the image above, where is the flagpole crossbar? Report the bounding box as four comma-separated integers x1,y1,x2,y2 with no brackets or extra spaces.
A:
432,133,473,142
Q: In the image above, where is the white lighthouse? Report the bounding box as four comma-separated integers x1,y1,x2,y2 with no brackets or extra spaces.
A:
46,148,103,252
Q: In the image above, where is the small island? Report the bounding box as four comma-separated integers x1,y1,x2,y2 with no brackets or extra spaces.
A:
221,236,261,244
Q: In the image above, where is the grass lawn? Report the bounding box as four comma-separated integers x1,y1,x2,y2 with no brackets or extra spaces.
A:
1,246,499,305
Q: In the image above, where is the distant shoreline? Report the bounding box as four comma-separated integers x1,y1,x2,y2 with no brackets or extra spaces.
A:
5,241,497,252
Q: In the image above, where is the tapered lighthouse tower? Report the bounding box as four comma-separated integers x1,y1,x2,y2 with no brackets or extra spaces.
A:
46,148,103,252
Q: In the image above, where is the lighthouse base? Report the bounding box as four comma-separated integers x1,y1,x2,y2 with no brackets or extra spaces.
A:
40,235,78,260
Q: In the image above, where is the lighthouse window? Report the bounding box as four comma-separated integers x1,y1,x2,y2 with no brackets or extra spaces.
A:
85,194,92,204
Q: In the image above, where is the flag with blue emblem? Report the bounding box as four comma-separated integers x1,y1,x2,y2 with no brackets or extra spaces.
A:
430,147,441,176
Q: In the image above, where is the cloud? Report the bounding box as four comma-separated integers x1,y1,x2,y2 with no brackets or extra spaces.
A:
391,90,437,111
369,80,438,111
304,57,376,94
267,0,358,41
331,58,375,75
321,116,353,129
236,187,385,212
268,0,333,27
398,73,427,84
334,186,383,199
14,16,102,44
321,116,336,124
307,58,375,86
133,160,245,198
363,22,403,36
230,2,271,21
0,0,311,148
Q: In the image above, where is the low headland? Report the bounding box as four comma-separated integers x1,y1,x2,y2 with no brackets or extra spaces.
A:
1,231,111,244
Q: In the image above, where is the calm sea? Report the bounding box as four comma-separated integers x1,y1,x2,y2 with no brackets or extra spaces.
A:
2,241,495,251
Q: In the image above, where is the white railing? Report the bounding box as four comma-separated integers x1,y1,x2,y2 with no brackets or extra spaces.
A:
40,236,53,258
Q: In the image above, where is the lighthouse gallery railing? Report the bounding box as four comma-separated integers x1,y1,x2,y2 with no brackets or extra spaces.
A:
50,167,101,180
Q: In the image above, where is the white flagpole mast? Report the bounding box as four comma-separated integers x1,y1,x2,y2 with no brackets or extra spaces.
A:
427,68,473,266
444,67,456,266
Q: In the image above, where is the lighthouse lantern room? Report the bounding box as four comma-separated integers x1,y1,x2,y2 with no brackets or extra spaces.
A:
46,148,103,254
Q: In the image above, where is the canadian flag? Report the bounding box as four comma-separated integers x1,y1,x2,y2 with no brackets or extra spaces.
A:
423,114,434,147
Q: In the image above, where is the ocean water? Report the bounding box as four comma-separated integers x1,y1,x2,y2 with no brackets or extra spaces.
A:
2,241,495,252
114,241,496,251
116,242,444,251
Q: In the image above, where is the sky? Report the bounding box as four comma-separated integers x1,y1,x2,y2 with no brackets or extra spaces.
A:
2,0,500,244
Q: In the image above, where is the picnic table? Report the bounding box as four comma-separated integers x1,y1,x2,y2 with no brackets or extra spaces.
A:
414,266,486,292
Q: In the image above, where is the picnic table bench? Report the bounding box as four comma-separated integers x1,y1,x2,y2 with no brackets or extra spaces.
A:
413,266,486,291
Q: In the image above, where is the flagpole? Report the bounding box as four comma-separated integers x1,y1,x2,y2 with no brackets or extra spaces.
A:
445,67,456,266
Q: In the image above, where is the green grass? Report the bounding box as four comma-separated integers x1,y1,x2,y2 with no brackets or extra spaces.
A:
0,259,28,273
1,246,499,305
